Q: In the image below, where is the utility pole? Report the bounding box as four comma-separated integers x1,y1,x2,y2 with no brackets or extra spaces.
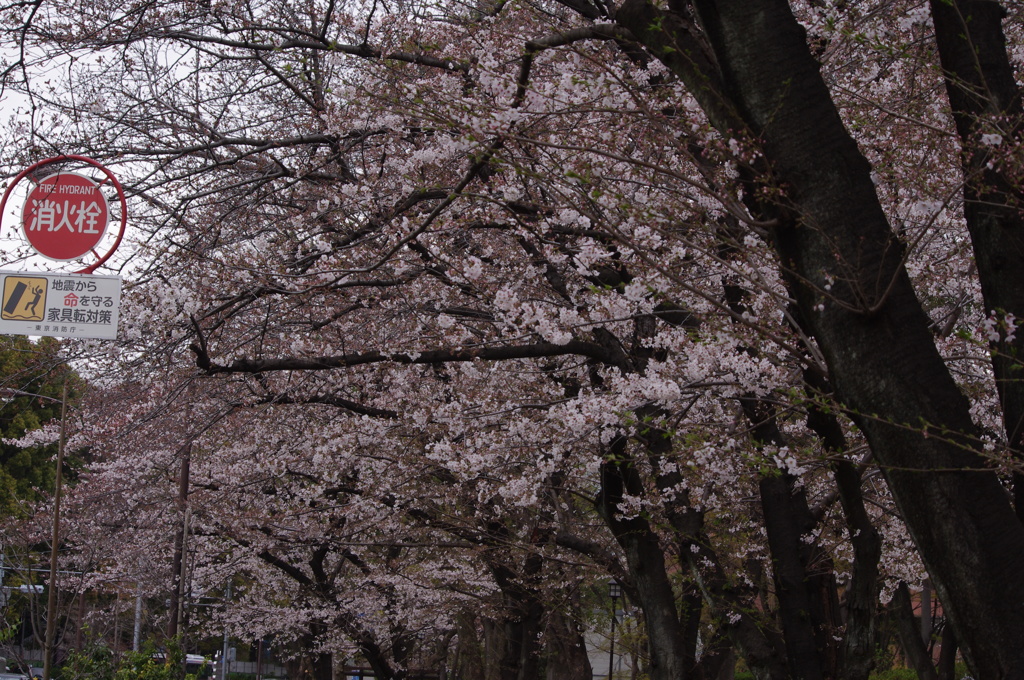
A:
166,443,191,639
133,586,143,652
220,582,231,680
74,591,85,650
42,380,68,680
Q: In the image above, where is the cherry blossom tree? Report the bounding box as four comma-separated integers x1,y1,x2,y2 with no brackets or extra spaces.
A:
4,0,1024,678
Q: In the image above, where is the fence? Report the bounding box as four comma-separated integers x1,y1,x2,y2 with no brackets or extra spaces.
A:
218,660,286,678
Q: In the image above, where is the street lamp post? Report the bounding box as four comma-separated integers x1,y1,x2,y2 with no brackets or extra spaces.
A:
608,580,621,680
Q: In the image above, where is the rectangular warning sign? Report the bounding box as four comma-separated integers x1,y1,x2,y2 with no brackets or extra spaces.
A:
0,271,121,340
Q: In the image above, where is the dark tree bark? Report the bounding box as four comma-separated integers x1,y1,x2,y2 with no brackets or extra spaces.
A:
608,1,1024,676
696,637,736,680
632,405,789,679
758,473,828,680
682,584,704,676
833,461,881,680
486,545,545,680
805,371,882,680
742,398,838,680
452,614,486,680
928,0,1024,520
598,437,689,680
937,623,957,680
892,583,938,680
544,609,593,680
287,631,333,680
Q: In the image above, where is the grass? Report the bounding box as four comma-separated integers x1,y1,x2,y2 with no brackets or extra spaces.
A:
734,664,972,680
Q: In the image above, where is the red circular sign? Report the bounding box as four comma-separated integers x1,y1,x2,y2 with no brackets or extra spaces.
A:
21,172,109,261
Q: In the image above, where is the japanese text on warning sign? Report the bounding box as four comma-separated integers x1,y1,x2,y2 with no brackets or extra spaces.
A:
0,272,121,339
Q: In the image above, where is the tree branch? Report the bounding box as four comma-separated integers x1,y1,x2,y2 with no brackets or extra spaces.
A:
195,339,625,374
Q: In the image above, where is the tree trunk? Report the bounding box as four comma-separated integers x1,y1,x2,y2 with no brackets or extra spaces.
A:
632,408,788,679
544,609,592,680
696,630,736,680
483,618,504,680
599,439,689,680
892,583,938,680
937,623,957,680
487,561,545,680
615,2,1024,676
928,2,1024,522
804,369,881,680
743,398,840,680
833,460,882,680
684,531,789,679
452,613,485,680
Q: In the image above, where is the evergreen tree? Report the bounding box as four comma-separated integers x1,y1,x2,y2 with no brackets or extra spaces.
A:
0,336,79,516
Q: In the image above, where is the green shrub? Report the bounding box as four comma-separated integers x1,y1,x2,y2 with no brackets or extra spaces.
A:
869,670,918,680
869,663,974,680
60,639,200,680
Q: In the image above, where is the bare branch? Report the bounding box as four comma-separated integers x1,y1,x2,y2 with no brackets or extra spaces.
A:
195,339,627,375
